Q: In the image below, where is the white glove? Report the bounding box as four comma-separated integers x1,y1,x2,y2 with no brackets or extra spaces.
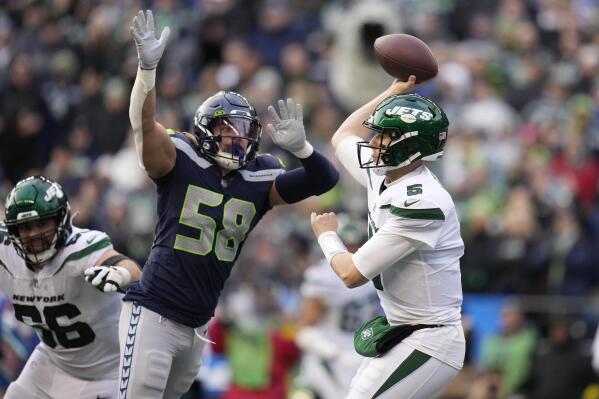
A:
266,98,314,158
130,10,171,70
84,266,132,293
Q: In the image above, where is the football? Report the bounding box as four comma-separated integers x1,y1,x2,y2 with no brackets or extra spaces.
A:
373,34,438,83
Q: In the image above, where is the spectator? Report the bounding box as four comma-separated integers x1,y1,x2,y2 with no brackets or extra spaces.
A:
480,300,537,398
525,317,595,399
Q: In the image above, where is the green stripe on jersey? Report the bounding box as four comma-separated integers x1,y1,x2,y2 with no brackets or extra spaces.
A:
166,128,176,135
366,168,373,190
53,238,112,275
372,275,383,290
389,206,445,220
373,350,431,398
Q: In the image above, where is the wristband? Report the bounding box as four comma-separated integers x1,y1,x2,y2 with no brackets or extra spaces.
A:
291,141,314,159
317,231,348,265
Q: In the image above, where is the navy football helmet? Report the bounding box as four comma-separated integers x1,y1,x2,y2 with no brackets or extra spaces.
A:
193,91,261,170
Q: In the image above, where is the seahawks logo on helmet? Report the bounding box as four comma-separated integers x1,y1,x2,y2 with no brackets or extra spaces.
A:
4,176,72,268
358,94,449,175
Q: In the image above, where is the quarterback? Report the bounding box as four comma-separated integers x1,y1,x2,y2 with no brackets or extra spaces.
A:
0,176,141,399
311,75,465,398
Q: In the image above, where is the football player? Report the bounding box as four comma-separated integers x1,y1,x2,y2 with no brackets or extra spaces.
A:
310,76,466,398
121,10,339,399
0,175,141,399
296,215,379,399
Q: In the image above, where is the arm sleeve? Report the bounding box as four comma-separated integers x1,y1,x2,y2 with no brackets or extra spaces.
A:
274,148,339,203
129,68,156,169
352,216,444,279
335,135,368,188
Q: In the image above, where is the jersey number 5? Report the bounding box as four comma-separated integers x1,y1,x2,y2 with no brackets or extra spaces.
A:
174,185,256,262
13,303,95,349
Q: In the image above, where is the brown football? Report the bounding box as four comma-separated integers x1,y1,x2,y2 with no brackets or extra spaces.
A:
373,34,438,83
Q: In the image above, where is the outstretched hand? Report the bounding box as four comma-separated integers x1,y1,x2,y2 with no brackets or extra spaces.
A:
84,266,131,293
266,98,308,155
130,10,171,70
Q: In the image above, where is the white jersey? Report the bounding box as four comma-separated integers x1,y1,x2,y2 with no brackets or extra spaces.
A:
299,259,379,397
301,259,379,350
354,164,466,369
0,225,122,380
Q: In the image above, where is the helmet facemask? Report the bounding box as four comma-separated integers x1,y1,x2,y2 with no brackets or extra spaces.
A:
196,116,260,170
4,176,72,269
11,218,57,267
193,91,262,170
357,126,411,176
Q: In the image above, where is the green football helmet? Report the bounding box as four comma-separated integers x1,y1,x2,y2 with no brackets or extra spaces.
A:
4,176,72,267
358,94,449,174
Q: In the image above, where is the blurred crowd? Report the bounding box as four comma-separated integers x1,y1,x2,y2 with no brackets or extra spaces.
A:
1,0,599,398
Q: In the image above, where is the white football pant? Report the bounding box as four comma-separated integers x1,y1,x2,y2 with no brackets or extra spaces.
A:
5,345,118,399
347,342,460,399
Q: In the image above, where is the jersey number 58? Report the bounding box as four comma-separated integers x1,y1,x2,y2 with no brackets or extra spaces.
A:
174,185,256,262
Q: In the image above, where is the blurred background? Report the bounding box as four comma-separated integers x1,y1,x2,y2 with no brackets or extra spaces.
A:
0,0,599,398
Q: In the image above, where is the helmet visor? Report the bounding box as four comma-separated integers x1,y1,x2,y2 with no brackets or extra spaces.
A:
209,117,259,141
209,116,260,163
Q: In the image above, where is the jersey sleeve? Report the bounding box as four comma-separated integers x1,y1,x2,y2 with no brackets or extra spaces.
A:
65,230,114,275
385,197,445,248
0,250,14,294
352,224,423,280
336,135,368,188
153,129,214,185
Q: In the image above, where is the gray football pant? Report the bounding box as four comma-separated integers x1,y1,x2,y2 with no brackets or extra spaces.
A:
118,301,208,399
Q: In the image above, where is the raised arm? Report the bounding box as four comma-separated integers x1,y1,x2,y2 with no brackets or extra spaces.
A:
331,75,417,150
129,10,176,179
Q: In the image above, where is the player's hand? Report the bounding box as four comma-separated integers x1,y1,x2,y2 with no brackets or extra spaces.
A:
266,98,308,156
84,266,132,293
310,212,338,237
130,10,171,70
385,75,417,97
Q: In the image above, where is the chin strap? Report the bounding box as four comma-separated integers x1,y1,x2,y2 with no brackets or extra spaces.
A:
212,152,242,170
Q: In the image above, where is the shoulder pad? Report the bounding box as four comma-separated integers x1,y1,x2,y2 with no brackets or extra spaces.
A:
167,129,192,143
64,228,112,250
254,153,285,170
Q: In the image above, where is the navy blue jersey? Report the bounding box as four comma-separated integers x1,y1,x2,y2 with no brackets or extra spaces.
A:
124,131,284,327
